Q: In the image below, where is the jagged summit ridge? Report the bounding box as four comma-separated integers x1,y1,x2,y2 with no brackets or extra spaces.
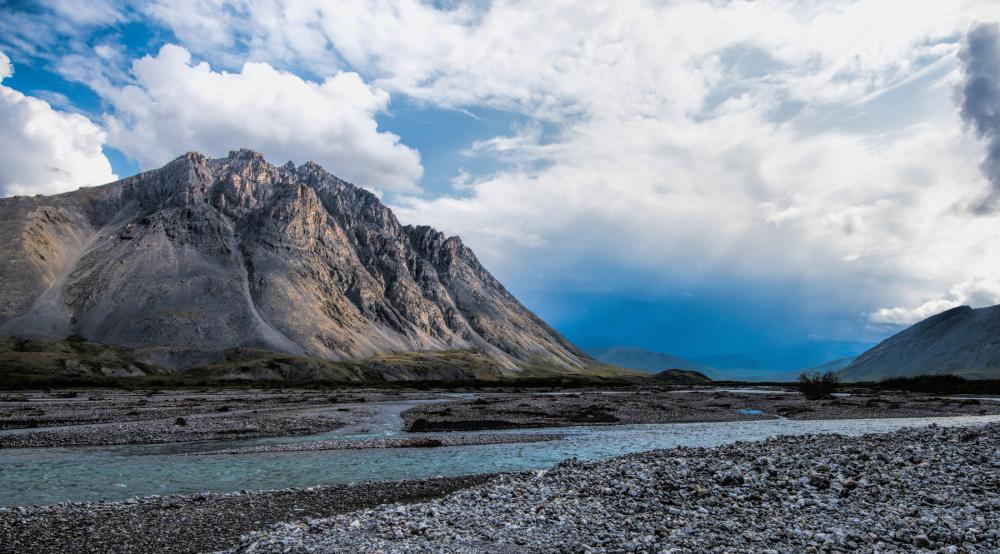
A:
0,149,588,372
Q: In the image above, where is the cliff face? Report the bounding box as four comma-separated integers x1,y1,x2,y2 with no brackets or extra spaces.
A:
0,149,587,373
840,305,1000,381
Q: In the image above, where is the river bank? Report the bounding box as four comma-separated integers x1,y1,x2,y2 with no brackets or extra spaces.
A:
227,422,1000,553
401,388,998,431
3,388,996,448
0,389,446,448
0,474,496,553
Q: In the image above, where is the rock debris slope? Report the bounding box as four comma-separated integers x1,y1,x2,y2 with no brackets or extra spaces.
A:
0,149,587,373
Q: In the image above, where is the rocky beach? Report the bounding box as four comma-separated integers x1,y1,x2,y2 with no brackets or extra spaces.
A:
227,423,1000,553
0,475,496,553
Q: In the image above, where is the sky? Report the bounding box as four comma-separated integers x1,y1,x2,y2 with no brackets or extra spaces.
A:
3,1,1000,371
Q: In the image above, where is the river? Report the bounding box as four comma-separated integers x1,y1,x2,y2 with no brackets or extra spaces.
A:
2,397,998,507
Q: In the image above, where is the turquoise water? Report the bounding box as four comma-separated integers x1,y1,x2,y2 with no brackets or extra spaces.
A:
2,410,999,507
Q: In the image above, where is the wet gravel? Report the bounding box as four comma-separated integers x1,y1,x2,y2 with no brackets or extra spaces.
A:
195,432,565,455
0,475,496,553
0,413,347,448
0,389,365,430
226,422,1000,553
0,389,443,448
402,390,999,431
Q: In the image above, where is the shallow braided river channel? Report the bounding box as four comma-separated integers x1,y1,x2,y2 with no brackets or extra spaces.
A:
3,393,1000,507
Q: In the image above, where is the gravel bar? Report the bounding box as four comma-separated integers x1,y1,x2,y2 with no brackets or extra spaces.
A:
0,414,346,448
0,389,449,448
226,423,1000,553
0,475,497,553
194,433,565,455
401,390,999,432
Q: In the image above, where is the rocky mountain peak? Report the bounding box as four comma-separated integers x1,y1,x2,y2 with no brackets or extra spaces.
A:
227,148,266,161
0,150,589,374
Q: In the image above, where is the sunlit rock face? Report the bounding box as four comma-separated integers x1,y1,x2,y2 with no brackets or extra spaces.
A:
0,149,587,372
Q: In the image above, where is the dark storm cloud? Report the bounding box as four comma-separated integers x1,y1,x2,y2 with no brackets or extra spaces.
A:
959,22,1000,212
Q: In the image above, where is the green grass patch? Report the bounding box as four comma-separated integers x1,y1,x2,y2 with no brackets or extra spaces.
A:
0,336,652,390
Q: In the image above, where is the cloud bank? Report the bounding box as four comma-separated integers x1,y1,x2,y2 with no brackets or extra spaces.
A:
959,22,1000,211
142,0,1000,336
102,45,422,191
868,22,1000,325
869,277,1000,325
0,50,116,197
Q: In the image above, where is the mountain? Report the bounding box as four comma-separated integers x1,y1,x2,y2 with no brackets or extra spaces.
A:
588,345,868,382
652,368,713,384
585,346,728,380
839,305,1000,381
0,149,590,378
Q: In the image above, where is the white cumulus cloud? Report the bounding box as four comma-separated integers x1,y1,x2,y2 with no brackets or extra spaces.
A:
102,44,423,191
0,50,117,197
870,277,1000,325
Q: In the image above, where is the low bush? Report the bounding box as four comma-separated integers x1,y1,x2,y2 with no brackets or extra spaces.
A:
798,370,841,400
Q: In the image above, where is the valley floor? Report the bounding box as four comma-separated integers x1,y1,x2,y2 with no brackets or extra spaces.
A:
2,386,996,448
1,386,999,552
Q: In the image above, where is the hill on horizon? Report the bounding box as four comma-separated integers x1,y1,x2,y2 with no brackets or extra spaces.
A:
585,346,729,380
588,344,871,382
840,305,1000,381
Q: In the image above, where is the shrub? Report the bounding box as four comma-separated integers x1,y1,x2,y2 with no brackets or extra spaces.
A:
798,370,840,400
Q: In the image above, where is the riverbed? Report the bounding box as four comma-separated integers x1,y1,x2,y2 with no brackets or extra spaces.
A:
2,395,999,506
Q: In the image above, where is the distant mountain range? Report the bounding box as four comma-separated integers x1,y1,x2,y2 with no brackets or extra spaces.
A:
840,305,1000,381
0,150,597,381
586,344,865,382
594,303,1000,383
585,347,729,380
